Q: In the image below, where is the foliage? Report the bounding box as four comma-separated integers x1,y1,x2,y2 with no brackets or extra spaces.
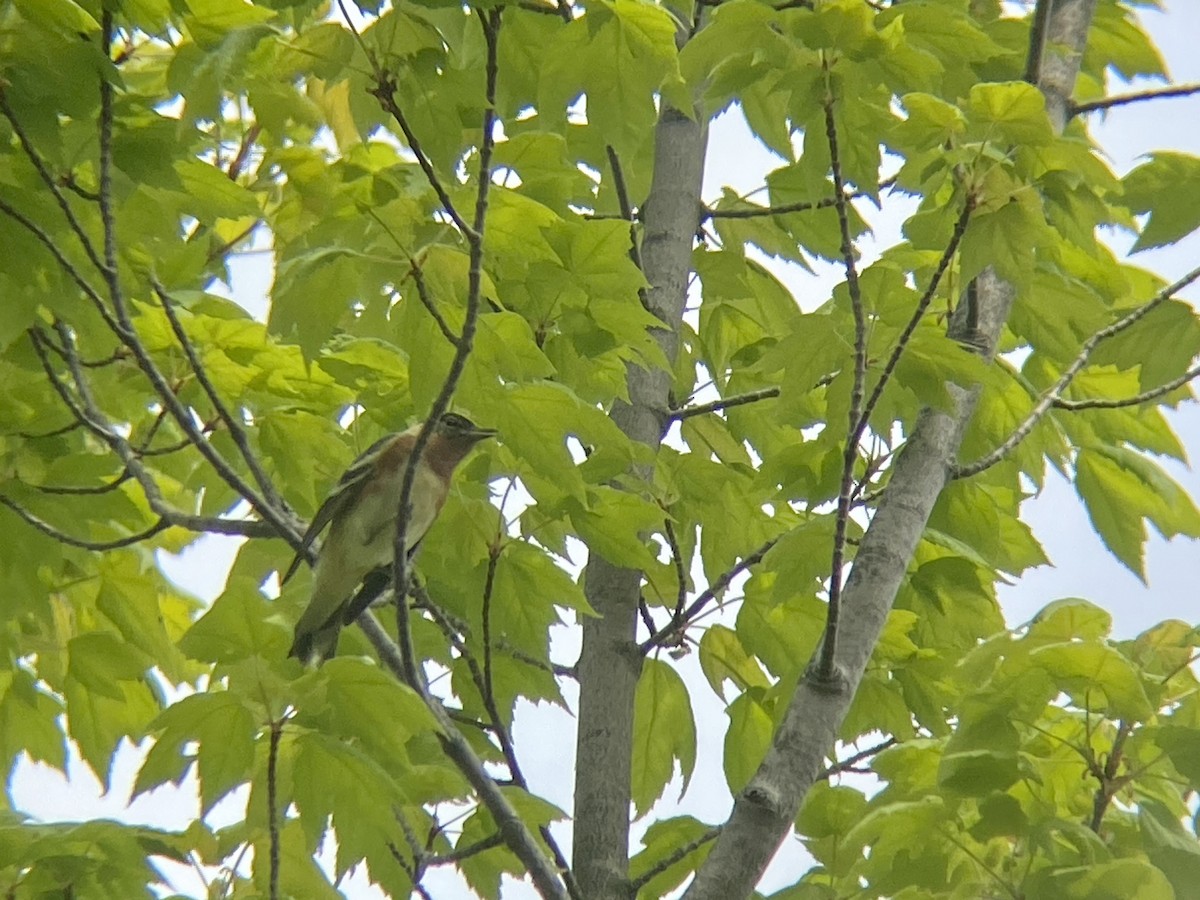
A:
0,0,1198,897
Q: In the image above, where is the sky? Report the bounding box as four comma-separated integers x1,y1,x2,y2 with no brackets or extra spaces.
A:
10,2,1200,898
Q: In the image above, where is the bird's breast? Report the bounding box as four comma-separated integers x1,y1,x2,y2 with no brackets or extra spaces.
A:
345,461,448,568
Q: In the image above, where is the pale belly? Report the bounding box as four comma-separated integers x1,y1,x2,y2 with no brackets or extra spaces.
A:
344,462,446,571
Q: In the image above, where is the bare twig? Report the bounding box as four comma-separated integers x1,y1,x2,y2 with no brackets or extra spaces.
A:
358,614,569,900
1052,362,1200,410
152,280,287,510
606,144,643,271
429,832,506,865
817,75,867,684
640,536,779,653
854,197,974,435
0,495,168,550
267,719,282,900
663,518,688,623
703,177,896,221
954,263,1200,478
392,7,502,680
226,124,262,181
28,327,281,542
0,89,109,279
818,736,897,780
1072,82,1200,116
629,827,722,892
671,387,780,421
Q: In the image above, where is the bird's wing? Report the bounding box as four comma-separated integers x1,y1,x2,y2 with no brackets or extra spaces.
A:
280,433,398,583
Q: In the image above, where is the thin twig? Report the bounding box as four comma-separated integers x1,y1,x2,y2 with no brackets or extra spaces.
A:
854,197,975,435
28,327,280,541
954,263,1200,478
152,279,287,510
392,7,501,679
0,195,111,317
267,719,282,900
818,736,897,780
663,519,688,623
357,614,569,900
606,144,643,271
226,124,262,181
628,827,722,892
1052,362,1200,410
671,387,781,421
703,177,896,221
640,537,779,653
1072,82,1200,116
0,89,109,279
817,74,867,684
428,832,506,865
0,495,168,550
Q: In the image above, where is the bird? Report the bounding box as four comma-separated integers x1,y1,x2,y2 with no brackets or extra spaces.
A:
283,412,496,663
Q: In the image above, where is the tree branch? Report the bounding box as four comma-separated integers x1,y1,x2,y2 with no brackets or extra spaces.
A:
703,178,895,221
391,7,501,688
1072,82,1200,116
151,280,288,511
954,262,1200,478
628,827,721,892
0,494,168,551
28,327,283,543
684,3,1097,893
670,387,780,421
816,75,867,685
640,536,779,653
0,88,109,280
356,613,569,900
1052,362,1200,410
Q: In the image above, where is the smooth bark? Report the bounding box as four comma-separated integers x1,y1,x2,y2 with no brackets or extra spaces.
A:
572,103,708,898
684,2,1096,896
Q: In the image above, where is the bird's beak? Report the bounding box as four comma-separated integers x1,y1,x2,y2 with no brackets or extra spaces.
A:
467,425,498,443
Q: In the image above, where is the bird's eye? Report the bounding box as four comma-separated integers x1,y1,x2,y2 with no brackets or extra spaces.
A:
441,413,471,430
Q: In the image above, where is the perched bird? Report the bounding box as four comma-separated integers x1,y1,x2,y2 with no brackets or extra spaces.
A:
283,412,496,663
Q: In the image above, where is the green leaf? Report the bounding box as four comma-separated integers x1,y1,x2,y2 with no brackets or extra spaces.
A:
723,691,773,795
967,81,1053,146
630,815,715,900
1121,153,1200,252
699,625,769,697
1075,446,1200,580
1029,641,1152,720
631,659,697,817
135,692,256,815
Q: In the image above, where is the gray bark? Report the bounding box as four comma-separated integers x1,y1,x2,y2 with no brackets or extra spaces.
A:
572,103,708,898
683,2,1096,896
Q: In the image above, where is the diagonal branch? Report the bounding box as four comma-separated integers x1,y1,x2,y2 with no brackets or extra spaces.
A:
628,827,722,892
703,177,896,221
640,536,779,653
151,279,288,511
816,74,867,685
1052,362,1200,410
1072,82,1200,116
854,197,975,437
0,89,109,280
954,263,1200,478
0,494,168,550
28,327,281,542
357,613,569,900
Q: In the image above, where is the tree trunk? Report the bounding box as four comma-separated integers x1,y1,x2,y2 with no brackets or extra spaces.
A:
572,103,708,898
684,1,1096,896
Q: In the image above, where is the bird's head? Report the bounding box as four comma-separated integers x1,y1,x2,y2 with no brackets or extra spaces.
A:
423,412,497,476
433,412,497,446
